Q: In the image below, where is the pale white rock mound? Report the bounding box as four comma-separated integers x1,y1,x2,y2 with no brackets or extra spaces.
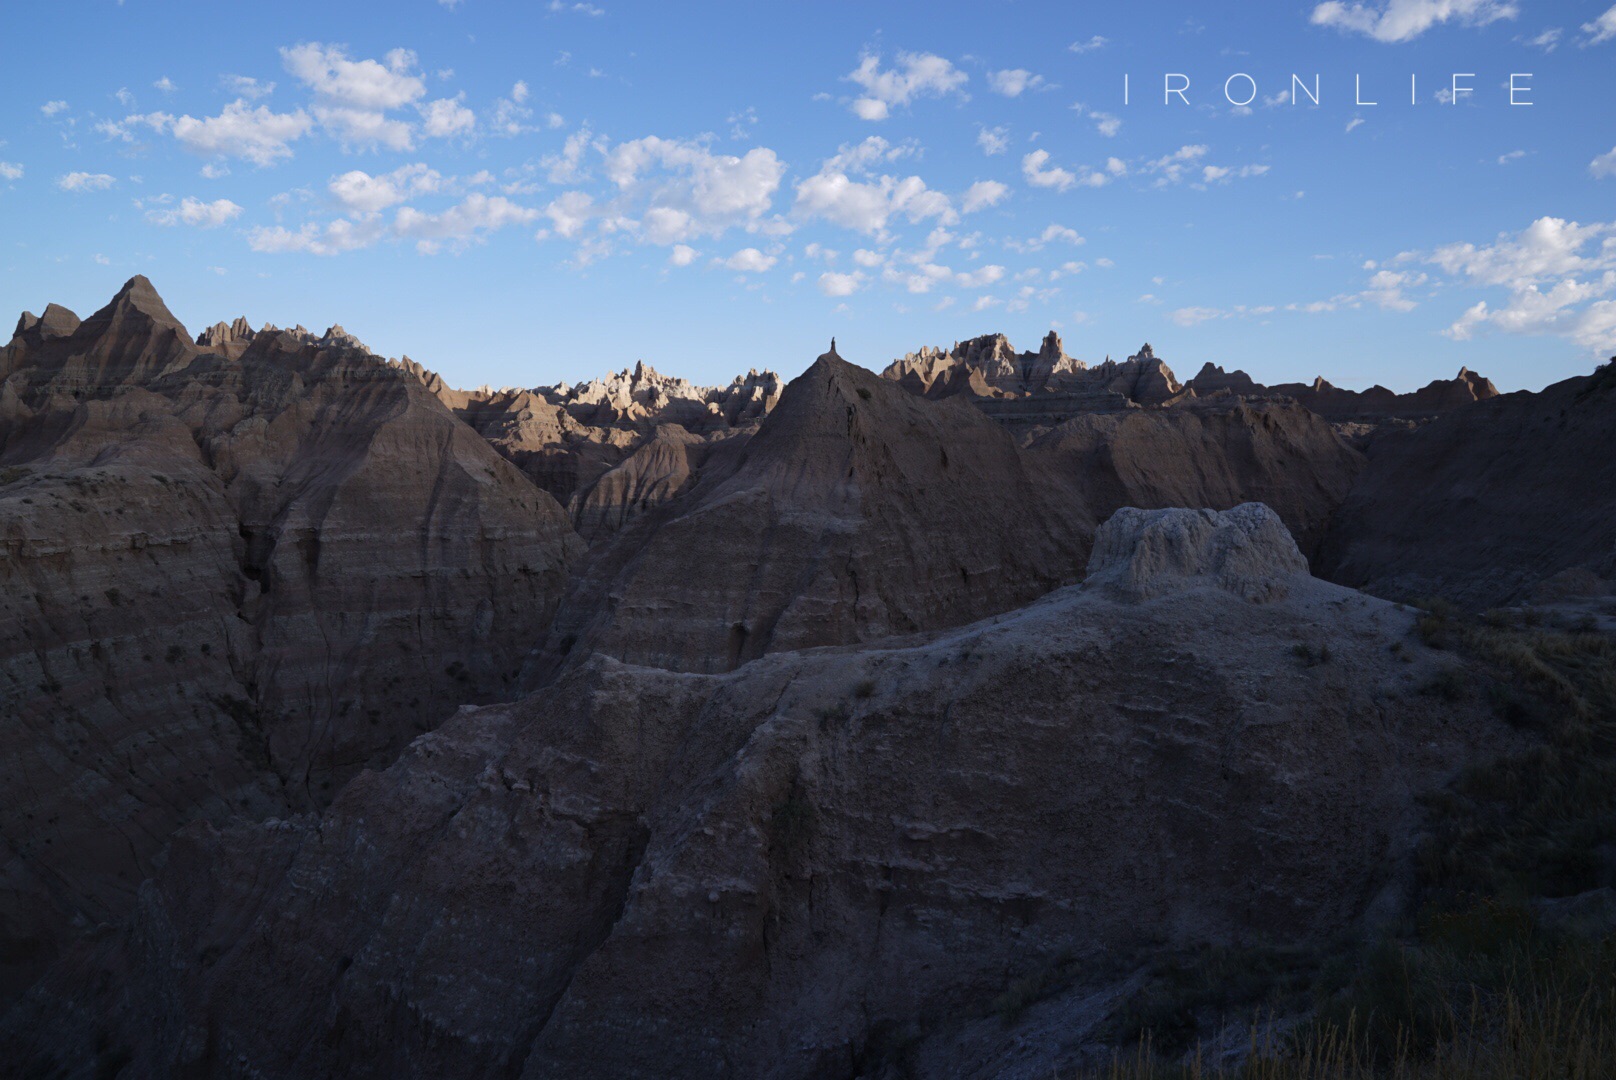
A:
1086,502,1310,603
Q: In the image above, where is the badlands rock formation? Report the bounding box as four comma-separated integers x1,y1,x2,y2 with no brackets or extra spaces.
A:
882,332,1496,430
884,333,1185,407
1318,360,1616,607
1033,396,1364,558
531,343,1094,676
0,278,580,1000
1189,362,1499,420
2,505,1508,1079
412,357,781,525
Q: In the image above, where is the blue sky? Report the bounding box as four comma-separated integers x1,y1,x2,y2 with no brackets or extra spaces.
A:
2,0,1614,392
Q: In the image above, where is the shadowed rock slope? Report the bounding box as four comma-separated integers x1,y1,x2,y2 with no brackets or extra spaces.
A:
1318,360,1616,608
1,505,1508,1079
0,278,581,1002
531,343,1096,676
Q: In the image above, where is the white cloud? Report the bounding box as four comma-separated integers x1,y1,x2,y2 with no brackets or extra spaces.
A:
1411,215,1616,352
961,180,1009,213
549,1,606,14
1430,216,1610,287
1068,35,1109,53
1592,147,1616,178
976,125,1009,156
165,101,313,165
281,42,426,150
955,264,1005,288
223,75,276,99
1523,27,1562,51
724,247,776,272
201,163,230,179
421,95,475,138
844,51,967,121
153,76,177,94
1201,163,1270,184
818,270,865,296
987,69,1044,97
668,243,698,267
147,196,243,228
852,248,885,268
248,218,385,256
1310,0,1517,43
1345,117,1365,133
1583,5,1616,44
1144,144,1211,185
393,193,541,252
1171,306,1222,326
56,172,116,192
1072,103,1122,137
794,139,956,234
41,100,69,117
543,190,594,237
0,162,21,181
542,126,599,182
1498,149,1526,165
1022,149,1077,191
329,163,443,214
603,136,785,241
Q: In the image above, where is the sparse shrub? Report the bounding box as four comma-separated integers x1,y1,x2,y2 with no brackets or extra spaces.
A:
1419,669,1468,702
853,678,876,699
1293,643,1334,666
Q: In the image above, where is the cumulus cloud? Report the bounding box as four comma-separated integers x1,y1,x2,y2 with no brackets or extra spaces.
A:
724,247,776,272
123,101,316,165
281,42,426,150
1068,35,1109,53
1592,147,1616,178
146,196,243,227
668,243,698,267
1583,5,1616,44
1310,0,1517,43
1412,216,1616,352
844,51,967,121
329,163,443,214
41,100,69,117
421,94,475,138
794,137,956,234
248,218,385,256
56,172,116,192
987,69,1044,97
1022,150,1077,191
818,270,865,296
251,192,540,256
961,179,1009,213
603,136,785,242
1073,104,1122,137
542,190,594,238
392,193,541,252
0,162,22,181
976,125,1009,156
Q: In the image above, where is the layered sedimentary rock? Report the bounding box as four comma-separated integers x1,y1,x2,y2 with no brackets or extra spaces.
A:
0,278,581,1001
534,343,1095,675
2,505,1507,1079
1318,360,1616,607
883,333,1184,408
195,316,256,360
882,333,1496,435
407,358,782,527
1032,396,1364,558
